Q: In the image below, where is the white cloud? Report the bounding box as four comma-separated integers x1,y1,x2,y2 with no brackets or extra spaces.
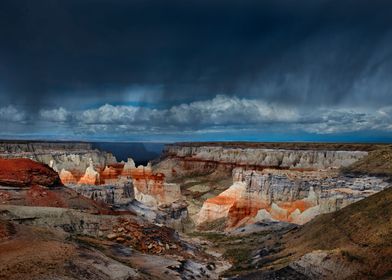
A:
76,95,299,128
300,107,392,134
39,107,70,122
34,95,392,135
0,106,26,122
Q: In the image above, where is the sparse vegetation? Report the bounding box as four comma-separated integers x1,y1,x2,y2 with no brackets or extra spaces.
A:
197,217,228,231
188,230,273,276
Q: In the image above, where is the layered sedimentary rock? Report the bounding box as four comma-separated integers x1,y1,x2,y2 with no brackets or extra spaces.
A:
78,160,101,185
71,178,135,205
66,158,183,209
0,141,181,210
124,161,182,207
0,158,113,214
239,186,392,280
154,143,379,228
197,168,389,228
155,144,368,182
0,158,61,188
0,141,117,184
0,158,226,280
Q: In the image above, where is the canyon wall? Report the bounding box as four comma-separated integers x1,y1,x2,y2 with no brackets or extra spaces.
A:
0,141,116,182
155,144,368,180
152,143,390,230
70,178,135,205
0,141,182,210
2,141,387,231
63,158,183,209
197,168,389,228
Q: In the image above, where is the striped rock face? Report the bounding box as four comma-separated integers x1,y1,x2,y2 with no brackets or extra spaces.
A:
196,168,389,229
58,159,182,208
0,158,113,214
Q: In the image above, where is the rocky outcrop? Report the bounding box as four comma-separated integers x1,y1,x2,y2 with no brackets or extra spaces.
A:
0,141,117,184
0,142,179,210
0,149,227,279
78,159,100,185
0,140,179,209
70,178,135,205
0,158,62,189
0,158,113,214
60,159,182,208
197,168,389,228
119,160,183,207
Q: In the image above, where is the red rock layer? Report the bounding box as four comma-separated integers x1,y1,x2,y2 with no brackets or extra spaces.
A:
100,164,124,184
130,167,167,201
278,200,313,214
228,199,270,227
0,158,114,214
56,161,173,206
0,158,62,188
198,182,315,228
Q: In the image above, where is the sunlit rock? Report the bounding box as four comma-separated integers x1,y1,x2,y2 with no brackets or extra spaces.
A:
78,159,100,185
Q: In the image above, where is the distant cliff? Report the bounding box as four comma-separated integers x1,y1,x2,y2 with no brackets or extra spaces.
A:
0,141,116,173
163,144,367,169
156,144,368,180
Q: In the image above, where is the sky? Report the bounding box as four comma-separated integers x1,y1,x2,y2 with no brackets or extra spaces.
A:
1,0,392,142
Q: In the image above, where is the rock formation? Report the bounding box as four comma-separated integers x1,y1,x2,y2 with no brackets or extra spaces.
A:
237,185,392,279
0,141,180,209
0,158,113,214
124,161,183,207
65,158,183,208
156,144,368,180
0,158,61,188
0,141,116,184
78,159,100,185
0,157,228,280
1,141,391,279
71,178,135,205
197,168,389,228
1,141,389,231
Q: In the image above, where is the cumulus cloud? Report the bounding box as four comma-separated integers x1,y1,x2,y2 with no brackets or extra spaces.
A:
39,107,71,122
0,106,26,122
74,95,299,129
79,105,139,124
30,95,392,136
165,95,299,126
294,104,392,134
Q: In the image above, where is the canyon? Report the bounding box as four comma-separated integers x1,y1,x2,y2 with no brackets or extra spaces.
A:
154,143,389,231
0,157,228,280
0,141,183,209
0,140,391,279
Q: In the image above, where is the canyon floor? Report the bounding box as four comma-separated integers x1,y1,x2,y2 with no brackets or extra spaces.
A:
0,141,391,279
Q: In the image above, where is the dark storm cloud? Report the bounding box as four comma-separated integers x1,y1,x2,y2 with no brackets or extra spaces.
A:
1,0,392,111
1,0,392,141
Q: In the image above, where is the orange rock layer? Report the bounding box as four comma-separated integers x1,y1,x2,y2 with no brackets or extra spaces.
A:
57,160,178,207
0,158,114,214
198,182,315,228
